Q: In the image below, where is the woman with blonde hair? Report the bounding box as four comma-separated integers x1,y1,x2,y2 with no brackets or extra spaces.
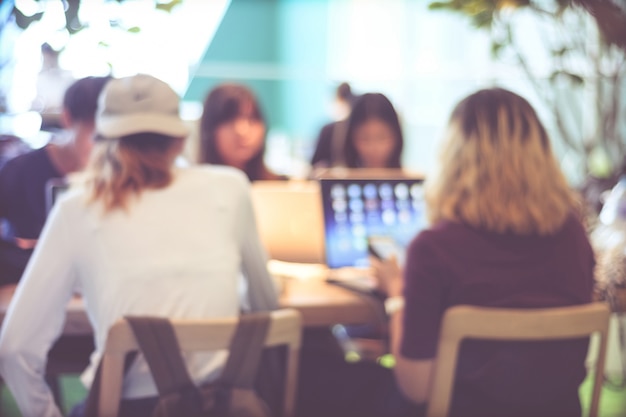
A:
0,74,278,417
375,88,594,417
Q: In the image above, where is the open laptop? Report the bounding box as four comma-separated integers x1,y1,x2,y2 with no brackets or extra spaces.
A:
320,176,428,293
45,178,70,213
315,167,425,180
250,180,325,264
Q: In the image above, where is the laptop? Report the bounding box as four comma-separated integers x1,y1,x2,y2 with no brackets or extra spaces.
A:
250,180,325,264
45,178,70,213
315,167,425,180
320,176,428,293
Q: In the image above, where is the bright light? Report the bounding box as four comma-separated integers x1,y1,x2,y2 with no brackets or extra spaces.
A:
4,0,228,114
14,0,42,17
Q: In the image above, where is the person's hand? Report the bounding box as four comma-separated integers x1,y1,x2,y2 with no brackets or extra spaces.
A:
370,255,403,297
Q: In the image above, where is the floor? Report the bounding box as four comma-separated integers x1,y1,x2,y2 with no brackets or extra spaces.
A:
1,373,625,417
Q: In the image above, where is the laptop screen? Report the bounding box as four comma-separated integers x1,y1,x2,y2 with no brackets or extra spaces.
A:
320,178,428,269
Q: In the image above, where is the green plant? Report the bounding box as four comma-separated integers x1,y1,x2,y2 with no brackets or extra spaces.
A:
429,0,626,182
0,0,183,113
10,0,183,34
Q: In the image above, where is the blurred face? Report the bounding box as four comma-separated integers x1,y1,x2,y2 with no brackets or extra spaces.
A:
352,118,397,168
214,104,265,170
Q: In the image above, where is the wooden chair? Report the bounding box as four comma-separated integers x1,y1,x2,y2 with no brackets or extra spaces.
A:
426,302,611,417
97,309,302,417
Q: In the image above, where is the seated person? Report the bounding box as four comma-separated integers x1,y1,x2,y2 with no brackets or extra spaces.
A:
0,76,110,285
375,88,594,417
199,83,286,182
0,134,31,169
0,74,278,417
310,82,359,169
321,92,407,344
343,92,404,169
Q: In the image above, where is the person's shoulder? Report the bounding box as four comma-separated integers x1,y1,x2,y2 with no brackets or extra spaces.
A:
415,220,471,243
316,121,339,140
554,212,590,244
0,147,46,173
408,220,473,257
51,185,89,217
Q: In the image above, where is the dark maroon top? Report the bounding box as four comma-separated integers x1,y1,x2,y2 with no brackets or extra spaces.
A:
401,214,594,417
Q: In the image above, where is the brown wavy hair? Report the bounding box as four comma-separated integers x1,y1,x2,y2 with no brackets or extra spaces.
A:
425,88,575,235
86,133,182,212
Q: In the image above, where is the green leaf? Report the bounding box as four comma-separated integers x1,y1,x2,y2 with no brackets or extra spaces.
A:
491,41,505,57
551,47,569,57
549,70,585,85
155,0,183,14
472,11,495,28
588,146,613,178
126,26,141,34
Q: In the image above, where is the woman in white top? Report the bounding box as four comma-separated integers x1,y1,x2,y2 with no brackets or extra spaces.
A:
0,74,278,417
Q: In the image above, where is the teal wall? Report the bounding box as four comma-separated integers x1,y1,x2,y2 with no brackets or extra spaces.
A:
184,0,331,151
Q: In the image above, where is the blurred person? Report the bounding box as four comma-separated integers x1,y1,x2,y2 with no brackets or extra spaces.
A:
374,88,594,417
32,43,76,130
310,82,359,169
0,134,31,169
343,92,404,169
199,83,286,182
0,75,111,286
0,74,278,417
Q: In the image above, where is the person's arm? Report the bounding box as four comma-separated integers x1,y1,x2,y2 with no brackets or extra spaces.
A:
0,200,78,417
371,235,445,405
235,175,279,312
388,300,435,404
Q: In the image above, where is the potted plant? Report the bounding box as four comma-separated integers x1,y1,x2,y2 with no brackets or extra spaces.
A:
429,0,626,213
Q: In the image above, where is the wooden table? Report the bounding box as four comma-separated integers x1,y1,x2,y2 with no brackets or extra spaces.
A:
280,277,384,327
0,273,385,333
0,272,387,407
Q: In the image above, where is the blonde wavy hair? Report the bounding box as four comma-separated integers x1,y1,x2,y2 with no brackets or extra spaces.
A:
86,133,182,212
425,88,575,235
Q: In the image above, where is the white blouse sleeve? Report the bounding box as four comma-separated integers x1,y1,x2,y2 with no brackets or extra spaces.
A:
236,179,279,312
0,200,78,417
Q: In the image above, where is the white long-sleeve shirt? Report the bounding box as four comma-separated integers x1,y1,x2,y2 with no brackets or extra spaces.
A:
0,165,278,417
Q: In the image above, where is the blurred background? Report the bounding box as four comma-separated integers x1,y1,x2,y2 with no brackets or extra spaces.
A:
1,0,625,185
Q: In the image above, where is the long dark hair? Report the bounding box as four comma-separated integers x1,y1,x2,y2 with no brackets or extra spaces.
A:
199,84,275,181
344,93,404,168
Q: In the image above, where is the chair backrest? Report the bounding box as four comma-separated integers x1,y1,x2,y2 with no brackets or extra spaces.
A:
98,309,302,417
426,302,611,417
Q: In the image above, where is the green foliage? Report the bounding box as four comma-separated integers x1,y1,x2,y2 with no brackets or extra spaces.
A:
549,70,584,85
428,0,500,28
12,0,82,34
429,0,626,180
156,0,184,14
11,0,180,34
